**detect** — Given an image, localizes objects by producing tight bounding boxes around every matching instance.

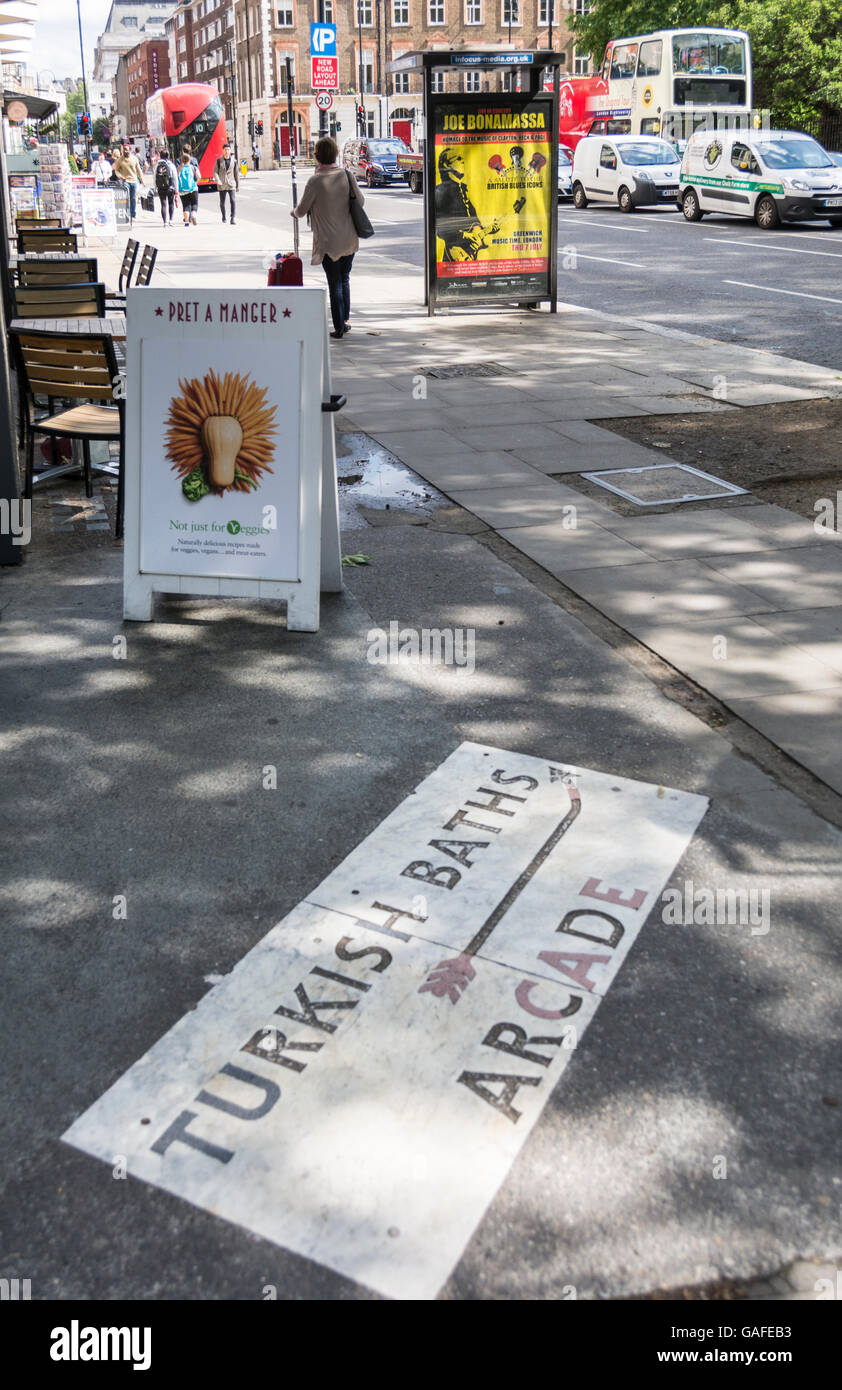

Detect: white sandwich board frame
[122,287,342,632]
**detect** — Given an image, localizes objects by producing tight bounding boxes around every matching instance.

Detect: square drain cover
[417,362,515,379]
[581,462,746,507]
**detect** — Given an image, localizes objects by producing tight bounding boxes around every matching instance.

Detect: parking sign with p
[310,21,338,89]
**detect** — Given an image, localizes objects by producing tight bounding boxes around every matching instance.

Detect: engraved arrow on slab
[418,768,581,1004]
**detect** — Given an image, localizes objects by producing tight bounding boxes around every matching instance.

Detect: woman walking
[178,151,198,226]
[292,136,364,340]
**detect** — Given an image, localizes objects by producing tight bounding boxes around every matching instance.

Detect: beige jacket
[214,154,239,191]
[113,152,144,185]
[293,164,364,264]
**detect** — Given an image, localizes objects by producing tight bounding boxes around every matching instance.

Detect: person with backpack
[178,151,198,226]
[155,149,178,226]
[213,142,239,224]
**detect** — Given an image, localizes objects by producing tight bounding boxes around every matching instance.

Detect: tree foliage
[571,0,842,125]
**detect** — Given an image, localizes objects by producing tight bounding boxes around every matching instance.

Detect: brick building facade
[124,38,172,139]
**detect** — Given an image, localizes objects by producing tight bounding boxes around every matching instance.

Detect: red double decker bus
[146,83,226,187]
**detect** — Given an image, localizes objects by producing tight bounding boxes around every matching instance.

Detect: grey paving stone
[367,428,477,460]
[632,395,735,415]
[745,607,842,675]
[594,508,811,559]
[436,401,576,430]
[547,436,685,468]
[616,614,842,698]
[545,420,638,446]
[410,453,548,492]
[555,558,775,624]
[509,447,594,475]
[447,423,583,451]
[705,547,842,611]
[725,689,842,795]
[445,481,600,530]
[498,518,653,572]
[720,383,831,406]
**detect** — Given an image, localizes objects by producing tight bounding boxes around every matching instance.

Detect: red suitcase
[267,253,303,286]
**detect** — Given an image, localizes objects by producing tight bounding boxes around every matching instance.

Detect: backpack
[155,160,174,195]
[178,163,195,194]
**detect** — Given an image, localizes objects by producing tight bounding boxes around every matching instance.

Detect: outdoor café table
[9,251,96,266]
[9,315,126,339]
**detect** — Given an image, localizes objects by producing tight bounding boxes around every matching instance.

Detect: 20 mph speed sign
[316,91,333,110]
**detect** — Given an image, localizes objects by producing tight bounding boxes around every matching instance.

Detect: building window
[277,5,294,23]
[538,0,556,21]
[428,0,445,21]
[502,0,520,24]
[574,0,592,11]
[356,0,373,24]
[319,0,334,18]
[394,71,410,92]
[393,0,409,22]
[430,70,445,92]
[179,61,188,78]
[572,50,590,75]
[362,58,374,92]
[464,71,480,91]
[465,0,481,21]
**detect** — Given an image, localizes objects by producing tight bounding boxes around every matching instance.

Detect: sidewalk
[3,201,840,1301]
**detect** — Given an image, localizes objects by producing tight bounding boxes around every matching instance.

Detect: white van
[572,135,681,213]
[679,129,842,228]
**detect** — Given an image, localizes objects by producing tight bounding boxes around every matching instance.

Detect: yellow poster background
[434,110,552,279]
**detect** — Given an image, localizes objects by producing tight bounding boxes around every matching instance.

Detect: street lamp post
[243,0,254,160]
[227,39,239,166]
[75,0,92,169]
[357,1,364,135]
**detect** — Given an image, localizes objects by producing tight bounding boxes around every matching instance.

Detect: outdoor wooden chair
[135,243,158,287]
[15,215,62,230]
[17,228,78,254]
[12,282,106,320]
[11,328,125,539]
[104,238,139,310]
[16,258,99,288]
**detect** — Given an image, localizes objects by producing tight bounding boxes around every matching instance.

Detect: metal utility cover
[581,463,747,507]
[417,362,516,379]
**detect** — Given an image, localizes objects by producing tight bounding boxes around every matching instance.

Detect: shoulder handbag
[346,170,374,239]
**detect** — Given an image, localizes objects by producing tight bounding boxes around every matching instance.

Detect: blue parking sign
[310,22,337,57]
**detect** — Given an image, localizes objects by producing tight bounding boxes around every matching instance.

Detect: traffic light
[248,117,254,136]
[256,120,263,135]
[80,113,91,138]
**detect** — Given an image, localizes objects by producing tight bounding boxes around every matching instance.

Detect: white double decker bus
[560,28,754,149]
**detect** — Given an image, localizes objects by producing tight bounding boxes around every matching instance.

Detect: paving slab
[446,482,602,530]
[409,453,548,492]
[498,519,653,573]
[367,429,479,461]
[617,614,842,699]
[446,423,588,452]
[594,508,817,559]
[554,558,776,625]
[725,689,842,795]
[704,547,842,611]
[745,607,842,676]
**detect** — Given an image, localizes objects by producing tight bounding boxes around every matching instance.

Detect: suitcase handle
[321,394,347,413]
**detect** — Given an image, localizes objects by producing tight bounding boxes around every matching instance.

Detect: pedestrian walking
[252,139,260,172]
[292,136,364,340]
[178,151,199,226]
[214,141,239,224]
[155,149,179,226]
[112,142,145,221]
[94,150,112,185]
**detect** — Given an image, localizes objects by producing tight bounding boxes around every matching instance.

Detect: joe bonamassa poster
[434,99,552,302]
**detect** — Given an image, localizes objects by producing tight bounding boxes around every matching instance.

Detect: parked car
[342,137,409,187]
[572,135,681,212]
[557,144,574,199]
[679,129,842,228]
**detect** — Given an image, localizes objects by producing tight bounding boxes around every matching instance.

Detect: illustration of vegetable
[165,369,277,500]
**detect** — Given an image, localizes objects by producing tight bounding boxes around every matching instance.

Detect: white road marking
[724,279,842,305]
[707,237,842,260]
[62,741,707,1301]
[571,252,648,269]
[557,215,652,234]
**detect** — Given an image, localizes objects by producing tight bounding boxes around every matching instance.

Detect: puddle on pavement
[336,432,449,526]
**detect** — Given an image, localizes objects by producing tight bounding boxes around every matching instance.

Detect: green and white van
[679,129,842,228]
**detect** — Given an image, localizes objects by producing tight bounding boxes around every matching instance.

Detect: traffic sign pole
[286,58,299,257]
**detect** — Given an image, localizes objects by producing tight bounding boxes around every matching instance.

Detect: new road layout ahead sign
[63,741,707,1300]
[310,21,338,89]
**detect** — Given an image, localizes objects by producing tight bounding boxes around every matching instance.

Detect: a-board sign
[64,742,707,1300]
[70,174,96,227]
[432,94,554,305]
[111,181,130,224]
[80,187,117,241]
[122,288,341,630]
